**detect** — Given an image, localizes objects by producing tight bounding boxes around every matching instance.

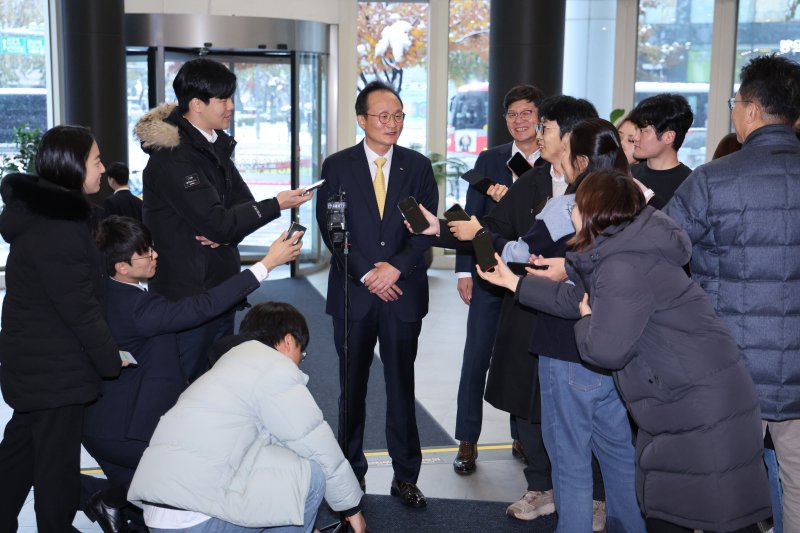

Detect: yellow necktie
[373,157,387,219]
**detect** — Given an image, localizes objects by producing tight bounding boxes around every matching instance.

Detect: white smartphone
[303,179,326,194]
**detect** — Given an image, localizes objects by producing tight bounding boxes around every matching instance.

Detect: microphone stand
[322,196,366,532]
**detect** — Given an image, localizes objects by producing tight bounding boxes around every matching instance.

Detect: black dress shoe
[453,441,478,475]
[85,490,125,533]
[511,439,528,465]
[390,477,427,508]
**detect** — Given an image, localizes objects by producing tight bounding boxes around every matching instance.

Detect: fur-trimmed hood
[134,103,181,152]
[0,173,90,243]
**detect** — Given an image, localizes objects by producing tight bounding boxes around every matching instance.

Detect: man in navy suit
[315,81,437,508]
[453,85,545,475]
[80,216,302,531]
[102,162,143,221]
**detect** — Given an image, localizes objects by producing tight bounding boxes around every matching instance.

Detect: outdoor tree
[357,3,428,93]
[447,0,490,87]
[636,0,692,82]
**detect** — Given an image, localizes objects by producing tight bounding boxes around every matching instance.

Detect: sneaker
[592,500,606,532]
[506,490,556,520]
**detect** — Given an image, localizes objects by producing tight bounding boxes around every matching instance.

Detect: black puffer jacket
[135,104,281,299]
[570,207,770,531]
[0,173,120,411]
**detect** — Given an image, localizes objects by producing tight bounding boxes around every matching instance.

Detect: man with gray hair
[665,54,800,531]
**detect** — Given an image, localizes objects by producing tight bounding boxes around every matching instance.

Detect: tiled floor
[3,257,529,531]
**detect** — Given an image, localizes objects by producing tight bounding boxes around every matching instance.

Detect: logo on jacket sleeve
[183,173,203,190]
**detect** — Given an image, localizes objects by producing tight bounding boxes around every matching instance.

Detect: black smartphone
[507,152,532,177]
[284,221,306,245]
[444,203,471,222]
[507,261,549,275]
[397,196,430,234]
[461,169,496,195]
[472,228,498,272]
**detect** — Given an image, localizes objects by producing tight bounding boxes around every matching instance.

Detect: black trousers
[0,404,84,533]
[333,302,423,484]
[80,435,148,509]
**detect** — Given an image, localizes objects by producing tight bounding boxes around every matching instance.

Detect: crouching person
[127,302,367,533]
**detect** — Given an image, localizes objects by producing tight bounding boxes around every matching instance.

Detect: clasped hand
[364,262,403,302]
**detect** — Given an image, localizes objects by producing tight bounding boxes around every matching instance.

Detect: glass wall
[735,0,800,86]
[445,0,490,208]
[356,1,429,152]
[0,0,49,268]
[635,0,714,169]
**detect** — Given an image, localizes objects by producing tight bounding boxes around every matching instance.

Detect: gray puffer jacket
[570,207,770,531]
[665,124,800,421]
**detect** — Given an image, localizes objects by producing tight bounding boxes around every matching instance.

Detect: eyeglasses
[728,98,752,110]
[504,109,536,121]
[366,112,406,124]
[131,247,155,261]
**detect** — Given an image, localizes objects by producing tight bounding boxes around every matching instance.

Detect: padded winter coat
[135,104,281,299]
[665,124,800,421]
[128,340,362,527]
[569,206,771,531]
[0,173,119,411]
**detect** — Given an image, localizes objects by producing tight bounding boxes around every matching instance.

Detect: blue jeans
[539,356,645,533]
[765,446,783,533]
[150,459,326,533]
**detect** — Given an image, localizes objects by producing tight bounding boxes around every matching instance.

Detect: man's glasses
[727,98,751,110]
[131,247,155,261]
[504,109,536,121]
[366,112,406,124]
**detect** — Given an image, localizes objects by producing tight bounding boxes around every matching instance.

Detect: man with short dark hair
[665,53,800,532]
[452,84,545,476]
[134,57,311,382]
[628,93,694,206]
[102,162,143,221]
[315,80,437,508]
[128,302,367,533]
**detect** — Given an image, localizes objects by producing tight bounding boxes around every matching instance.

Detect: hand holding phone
[284,222,306,245]
[397,196,430,234]
[461,169,496,195]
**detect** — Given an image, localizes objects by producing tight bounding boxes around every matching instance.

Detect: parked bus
[447,82,488,154]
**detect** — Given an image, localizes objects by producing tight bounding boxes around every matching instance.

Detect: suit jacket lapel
[350,142,381,222]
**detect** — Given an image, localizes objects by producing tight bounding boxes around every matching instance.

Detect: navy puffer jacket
[665,124,800,421]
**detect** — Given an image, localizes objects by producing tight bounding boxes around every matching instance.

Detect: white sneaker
[592,499,606,532]
[505,490,556,520]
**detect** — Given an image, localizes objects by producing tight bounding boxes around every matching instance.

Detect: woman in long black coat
[0,126,121,532]
[480,169,771,532]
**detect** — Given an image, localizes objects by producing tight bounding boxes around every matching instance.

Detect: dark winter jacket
[135,104,281,299]
[664,124,800,421]
[569,206,770,531]
[0,173,120,411]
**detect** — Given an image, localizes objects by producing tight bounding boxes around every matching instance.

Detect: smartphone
[444,203,471,222]
[460,169,496,195]
[507,152,532,177]
[507,261,549,275]
[397,196,430,234]
[284,221,306,245]
[472,228,498,272]
[303,179,326,194]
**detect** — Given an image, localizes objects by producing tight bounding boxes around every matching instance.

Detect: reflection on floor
[3,257,530,531]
